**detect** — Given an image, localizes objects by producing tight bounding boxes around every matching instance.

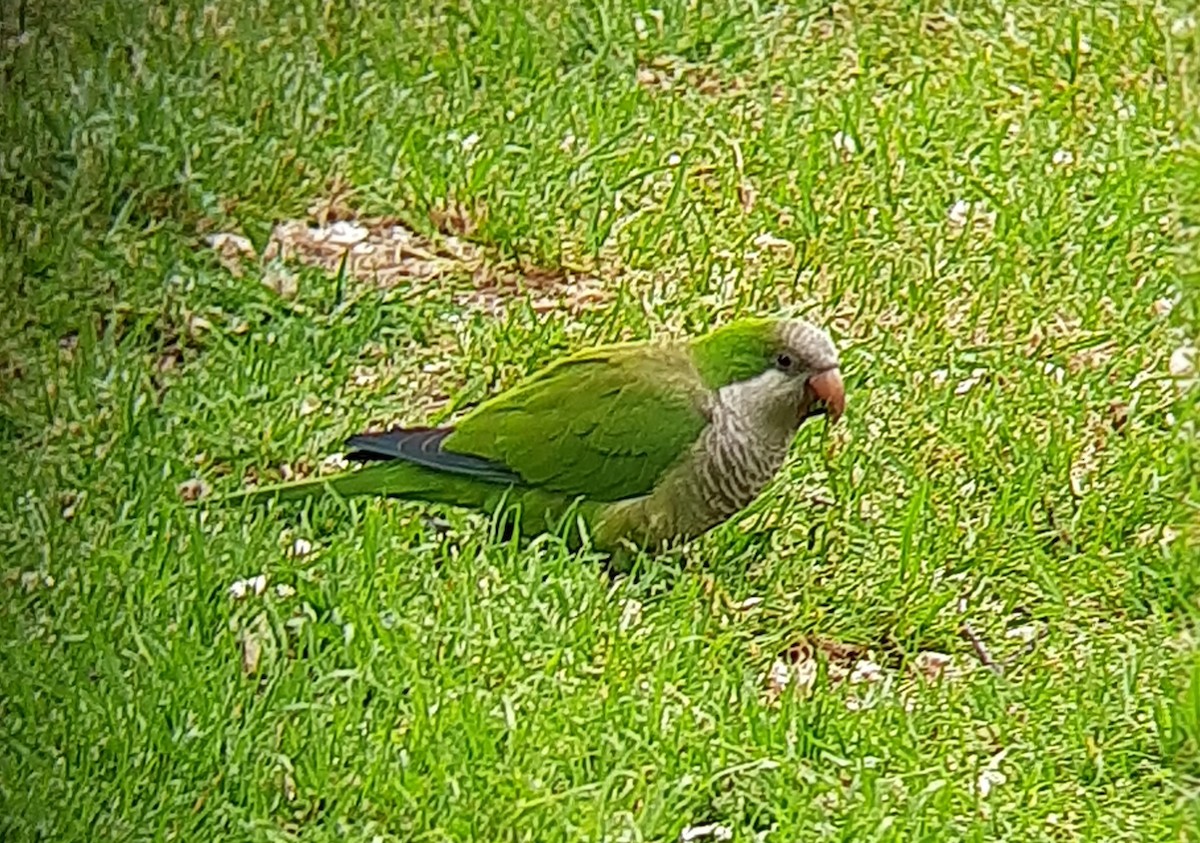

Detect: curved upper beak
[805,368,845,424]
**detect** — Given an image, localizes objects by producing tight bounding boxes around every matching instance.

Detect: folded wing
[444,345,712,502]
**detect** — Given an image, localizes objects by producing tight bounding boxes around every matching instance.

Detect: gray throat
[689,379,796,521]
[595,372,802,549]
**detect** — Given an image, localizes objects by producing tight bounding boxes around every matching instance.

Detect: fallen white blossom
[976,749,1009,798]
[229,574,269,600]
[680,824,733,842]
[832,131,857,156]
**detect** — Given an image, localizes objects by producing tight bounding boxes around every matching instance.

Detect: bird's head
[691,316,845,432]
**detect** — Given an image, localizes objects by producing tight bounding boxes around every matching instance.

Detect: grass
[2,0,1199,839]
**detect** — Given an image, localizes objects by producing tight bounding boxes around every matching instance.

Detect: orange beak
[805,368,845,424]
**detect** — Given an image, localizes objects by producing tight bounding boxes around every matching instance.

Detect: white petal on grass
[954,369,987,395]
[460,132,481,152]
[977,768,1006,797]
[618,598,644,632]
[667,152,682,166]
[1169,345,1196,379]
[766,654,818,697]
[299,395,322,416]
[832,131,857,156]
[290,538,313,558]
[948,199,972,227]
[1051,149,1074,166]
[274,584,296,599]
[947,200,996,233]
[752,232,793,254]
[1005,624,1038,643]
[680,824,733,842]
[976,749,1009,798]
[229,574,269,600]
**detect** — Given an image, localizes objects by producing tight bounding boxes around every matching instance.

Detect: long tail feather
[212,428,520,509]
[213,457,517,510]
[345,427,520,484]
[208,446,603,549]
[215,463,413,506]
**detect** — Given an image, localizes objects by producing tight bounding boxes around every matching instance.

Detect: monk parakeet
[225,316,845,551]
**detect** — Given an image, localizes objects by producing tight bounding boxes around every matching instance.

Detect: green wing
[444,344,711,502]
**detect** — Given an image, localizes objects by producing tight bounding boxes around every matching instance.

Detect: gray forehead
[780,319,840,369]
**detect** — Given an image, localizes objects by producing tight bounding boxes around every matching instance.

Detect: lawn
[2,0,1199,839]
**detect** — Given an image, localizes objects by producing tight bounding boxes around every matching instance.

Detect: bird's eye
[775,353,793,371]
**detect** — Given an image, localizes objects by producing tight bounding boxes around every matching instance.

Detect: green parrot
[224,316,845,552]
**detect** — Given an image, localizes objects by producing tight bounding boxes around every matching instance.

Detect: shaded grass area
[2,0,1199,839]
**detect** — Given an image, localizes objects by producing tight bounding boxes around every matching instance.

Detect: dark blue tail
[345,427,521,485]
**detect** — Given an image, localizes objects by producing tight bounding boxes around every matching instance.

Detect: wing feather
[444,344,710,502]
